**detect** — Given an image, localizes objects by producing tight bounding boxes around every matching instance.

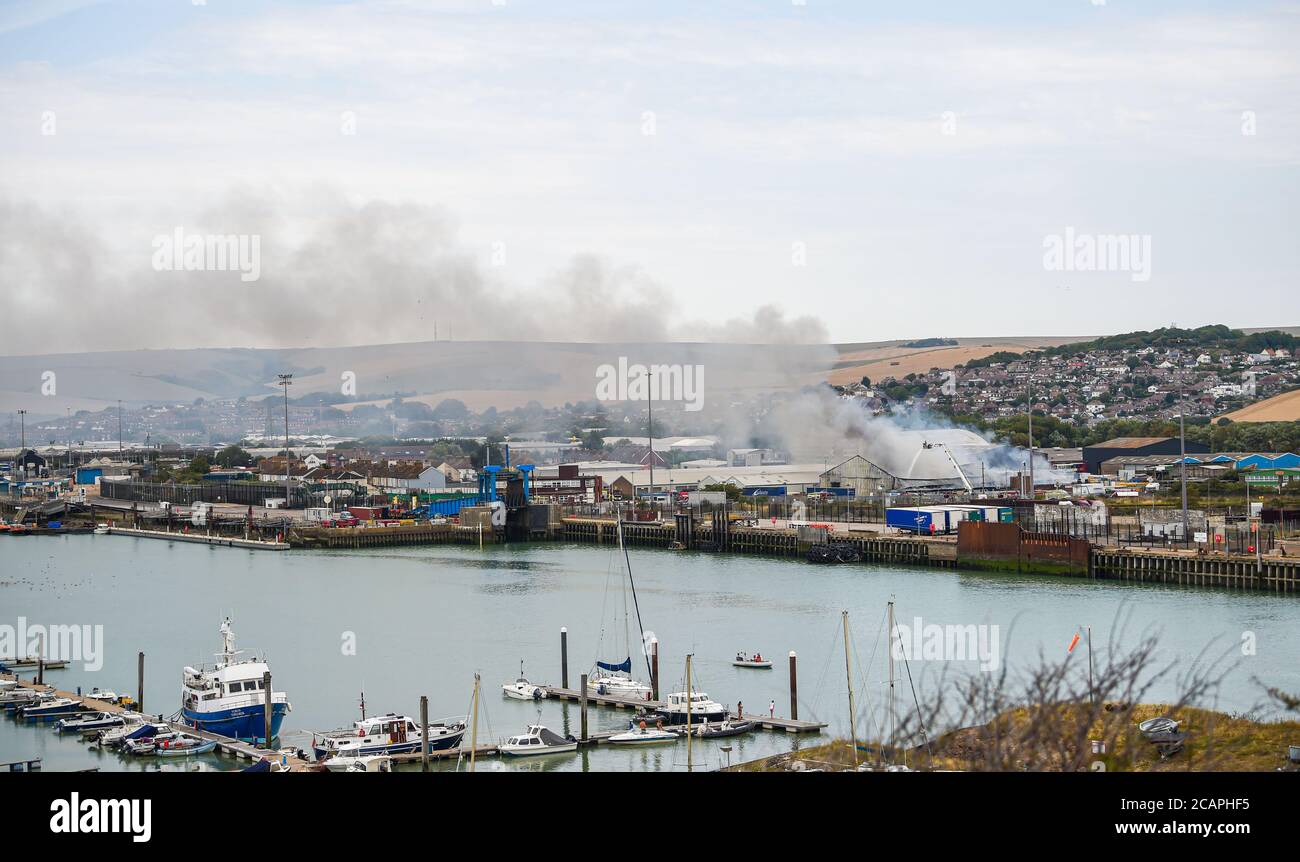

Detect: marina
[2,533,1297,772]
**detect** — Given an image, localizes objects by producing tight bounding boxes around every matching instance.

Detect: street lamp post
[278,374,293,512]
[17,409,27,480]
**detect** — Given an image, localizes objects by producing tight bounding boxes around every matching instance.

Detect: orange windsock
[1067,632,1081,653]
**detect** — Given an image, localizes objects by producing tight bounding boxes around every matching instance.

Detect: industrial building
[1080,436,1209,473]
[819,428,1006,494]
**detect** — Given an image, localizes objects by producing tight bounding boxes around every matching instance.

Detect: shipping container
[886,507,942,533]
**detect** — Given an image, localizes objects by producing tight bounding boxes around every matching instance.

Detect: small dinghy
[500,724,577,757]
[323,752,394,773]
[501,660,547,701]
[154,735,217,758]
[690,719,754,739]
[125,731,176,756]
[609,719,678,746]
[732,652,773,669]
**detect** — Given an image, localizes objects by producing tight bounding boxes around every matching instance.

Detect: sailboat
[589,517,654,700]
[845,601,929,772]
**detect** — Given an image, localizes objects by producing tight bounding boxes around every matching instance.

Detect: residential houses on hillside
[837,345,1298,425]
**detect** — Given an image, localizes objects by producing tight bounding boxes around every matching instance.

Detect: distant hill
[0,340,838,419]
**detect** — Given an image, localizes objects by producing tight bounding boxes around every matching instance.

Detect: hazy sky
[2,0,1297,353]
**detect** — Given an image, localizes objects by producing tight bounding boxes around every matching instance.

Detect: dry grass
[738,703,1300,772]
[1222,388,1300,422]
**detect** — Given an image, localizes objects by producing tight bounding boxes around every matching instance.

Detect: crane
[922,440,974,494]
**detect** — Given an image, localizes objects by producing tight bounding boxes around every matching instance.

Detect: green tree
[214,445,253,468]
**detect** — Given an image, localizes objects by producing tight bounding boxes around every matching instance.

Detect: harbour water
[2,534,1298,772]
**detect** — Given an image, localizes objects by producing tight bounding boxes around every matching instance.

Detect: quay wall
[228,518,1300,594]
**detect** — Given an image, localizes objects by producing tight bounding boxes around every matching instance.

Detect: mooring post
[262,671,272,749]
[560,627,569,689]
[137,651,145,712]
[650,637,660,701]
[788,650,798,721]
[579,673,589,743]
[420,695,430,773]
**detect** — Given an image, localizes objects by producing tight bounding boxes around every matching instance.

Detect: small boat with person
[690,718,754,739]
[499,724,577,757]
[732,652,772,669]
[609,719,678,746]
[501,660,547,700]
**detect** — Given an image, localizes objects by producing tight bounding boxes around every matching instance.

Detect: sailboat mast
[469,673,480,772]
[686,653,693,772]
[617,518,653,682]
[887,600,896,757]
[842,610,858,767]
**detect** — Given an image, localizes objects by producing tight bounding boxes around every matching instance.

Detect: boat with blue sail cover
[180,618,291,744]
[590,519,654,700]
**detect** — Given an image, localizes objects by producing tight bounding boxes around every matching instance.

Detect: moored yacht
[656,691,728,725]
[18,696,91,720]
[501,660,547,700]
[56,711,127,733]
[180,618,291,744]
[314,712,467,761]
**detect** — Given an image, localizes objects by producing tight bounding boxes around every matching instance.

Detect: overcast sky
[1,0,1297,353]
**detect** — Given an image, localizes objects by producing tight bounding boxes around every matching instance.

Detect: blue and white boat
[18,696,91,721]
[180,618,291,744]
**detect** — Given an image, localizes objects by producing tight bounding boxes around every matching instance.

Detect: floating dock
[1,675,312,771]
[541,685,827,734]
[106,527,289,551]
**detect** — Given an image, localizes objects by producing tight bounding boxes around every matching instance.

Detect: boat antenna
[617,518,653,682]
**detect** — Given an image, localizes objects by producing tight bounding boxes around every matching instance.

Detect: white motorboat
[501,660,547,700]
[325,753,394,773]
[499,725,577,757]
[56,711,126,734]
[732,652,773,669]
[97,716,153,748]
[609,720,678,745]
[657,691,728,725]
[93,523,110,535]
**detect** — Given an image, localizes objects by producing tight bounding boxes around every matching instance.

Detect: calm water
[2,534,1297,772]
